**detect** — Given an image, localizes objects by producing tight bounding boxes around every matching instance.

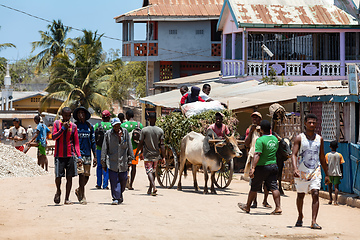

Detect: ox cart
[155,139,244,190]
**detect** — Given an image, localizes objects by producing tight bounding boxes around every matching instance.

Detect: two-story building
[217,0,360,82]
[115,0,223,93]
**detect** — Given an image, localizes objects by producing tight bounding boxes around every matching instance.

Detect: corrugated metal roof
[154,71,220,87]
[230,0,359,26]
[115,0,223,20]
[140,80,324,112]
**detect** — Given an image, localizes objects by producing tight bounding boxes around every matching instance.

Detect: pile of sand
[0,143,47,178]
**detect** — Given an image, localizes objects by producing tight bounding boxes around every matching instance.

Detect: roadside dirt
[1,147,359,239]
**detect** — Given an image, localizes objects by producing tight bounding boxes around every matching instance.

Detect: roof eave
[116,16,220,23]
[237,23,360,29]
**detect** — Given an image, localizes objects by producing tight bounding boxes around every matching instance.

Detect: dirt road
[1,148,359,239]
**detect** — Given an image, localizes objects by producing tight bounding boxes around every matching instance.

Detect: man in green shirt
[238,120,282,214]
[121,109,144,190]
[94,110,113,189]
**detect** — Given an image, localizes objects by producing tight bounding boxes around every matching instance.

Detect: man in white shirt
[8,118,26,151]
[199,84,212,102]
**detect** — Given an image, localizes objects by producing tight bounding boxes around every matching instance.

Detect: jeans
[109,169,128,201]
[96,149,109,188]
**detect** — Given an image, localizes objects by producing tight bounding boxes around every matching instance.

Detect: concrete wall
[157,21,218,62]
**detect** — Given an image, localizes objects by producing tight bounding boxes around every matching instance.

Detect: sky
[0,0,146,62]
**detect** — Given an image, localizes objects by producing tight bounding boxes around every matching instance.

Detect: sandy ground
[1,147,360,240]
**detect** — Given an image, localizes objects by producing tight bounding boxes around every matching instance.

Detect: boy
[326,140,345,205]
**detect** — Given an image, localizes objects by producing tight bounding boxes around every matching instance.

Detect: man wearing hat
[94,110,112,189]
[244,111,271,209]
[101,118,134,205]
[8,118,26,151]
[207,112,230,138]
[73,106,96,204]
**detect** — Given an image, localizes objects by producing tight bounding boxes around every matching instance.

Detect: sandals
[250,202,257,208]
[262,202,272,208]
[151,189,158,196]
[295,220,303,227]
[237,203,250,213]
[311,223,322,230]
[54,191,61,204]
[64,200,73,205]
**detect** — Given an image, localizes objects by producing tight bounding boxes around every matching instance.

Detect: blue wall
[321,142,356,194]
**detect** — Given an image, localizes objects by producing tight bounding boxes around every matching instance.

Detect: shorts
[144,160,158,174]
[55,157,77,178]
[295,177,321,193]
[15,145,24,152]
[131,148,139,165]
[37,142,46,156]
[329,176,341,185]
[77,156,91,176]
[250,164,279,192]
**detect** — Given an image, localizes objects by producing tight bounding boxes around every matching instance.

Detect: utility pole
[146,7,150,96]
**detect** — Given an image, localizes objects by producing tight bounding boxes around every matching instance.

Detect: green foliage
[262,67,293,86]
[156,109,239,153]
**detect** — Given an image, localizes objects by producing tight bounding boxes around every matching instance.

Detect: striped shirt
[53,120,81,158]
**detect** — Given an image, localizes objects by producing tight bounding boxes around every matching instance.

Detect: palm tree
[0,27,16,72]
[30,19,70,74]
[40,30,113,115]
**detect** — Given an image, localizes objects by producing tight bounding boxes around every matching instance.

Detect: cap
[102,110,111,118]
[111,118,121,126]
[12,118,20,122]
[251,111,262,119]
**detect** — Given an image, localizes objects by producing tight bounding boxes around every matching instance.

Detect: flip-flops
[295,220,303,227]
[270,210,282,215]
[263,203,272,208]
[237,203,250,213]
[151,189,158,196]
[54,191,61,204]
[250,202,257,208]
[64,200,73,205]
[311,223,322,230]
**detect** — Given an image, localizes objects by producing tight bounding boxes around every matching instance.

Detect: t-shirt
[121,121,144,149]
[254,135,279,166]
[140,126,164,160]
[27,128,33,141]
[52,120,81,158]
[77,122,96,157]
[94,122,113,150]
[207,123,230,138]
[199,91,210,101]
[326,152,345,177]
[9,126,26,147]
[36,123,50,146]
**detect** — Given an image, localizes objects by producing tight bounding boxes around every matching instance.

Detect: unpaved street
[1,148,359,240]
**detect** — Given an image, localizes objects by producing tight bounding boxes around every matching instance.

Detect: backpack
[131,122,142,144]
[95,122,106,147]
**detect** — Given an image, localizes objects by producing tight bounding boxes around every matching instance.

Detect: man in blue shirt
[73,106,97,204]
[26,115,50,171]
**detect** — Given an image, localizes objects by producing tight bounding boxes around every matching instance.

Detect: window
[31,97,40,102]
[211,20,221,41]
[196,30,204,35]
[346,32,360,60]
[169,30,177,35]
[235,33,242,60]
[225,34,232,59]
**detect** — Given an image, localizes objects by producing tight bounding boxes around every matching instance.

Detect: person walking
[73,107,97,205]
[118,113,125,123]
[101,118,134,205]
[26,116,50,171]
[238,120,282,215]
[8,118,26,151]
[291,113,329,229]
[135,112,165,196]
[52,107,81,205]
[326,140,344,206]
[94,110,112,189]
[27,125,34,141]
[121,109,144,190]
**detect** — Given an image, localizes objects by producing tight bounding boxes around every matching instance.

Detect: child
[326,140,345,205]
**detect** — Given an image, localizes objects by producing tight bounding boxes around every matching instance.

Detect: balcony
[122,41,159,57]
[223,60,360,79]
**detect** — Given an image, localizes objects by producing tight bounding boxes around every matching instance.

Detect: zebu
[177,131,242,194]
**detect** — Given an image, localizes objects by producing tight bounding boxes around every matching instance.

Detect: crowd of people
[2,85,346,229]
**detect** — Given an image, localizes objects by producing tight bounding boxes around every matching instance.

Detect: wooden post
[232,33,236,60]
[340,32,346,76]
[141,103,146,126]
[350,102,356,143]
[156,106,161,119]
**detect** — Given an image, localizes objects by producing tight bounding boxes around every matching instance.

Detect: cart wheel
[156,146,178,189]
[214,159,234,189]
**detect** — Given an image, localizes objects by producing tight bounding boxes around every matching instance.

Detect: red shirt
[207,123,230,138]
[180,93,205,105]
[53,120,81,158]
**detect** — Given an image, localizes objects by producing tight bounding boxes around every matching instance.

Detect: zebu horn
[273,132,282,141]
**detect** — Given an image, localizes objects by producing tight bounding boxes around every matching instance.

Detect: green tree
[41,30,112,115]
[30,19,70,74]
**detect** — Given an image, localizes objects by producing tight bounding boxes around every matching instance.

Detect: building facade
[115,0,223,93]
[217,0,360,81]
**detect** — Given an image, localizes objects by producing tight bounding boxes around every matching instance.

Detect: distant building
[217,0,360,82]
[115,0,223,93]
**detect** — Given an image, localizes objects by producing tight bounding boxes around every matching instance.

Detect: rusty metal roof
[228,0,359,26]
[115,0,223,21]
